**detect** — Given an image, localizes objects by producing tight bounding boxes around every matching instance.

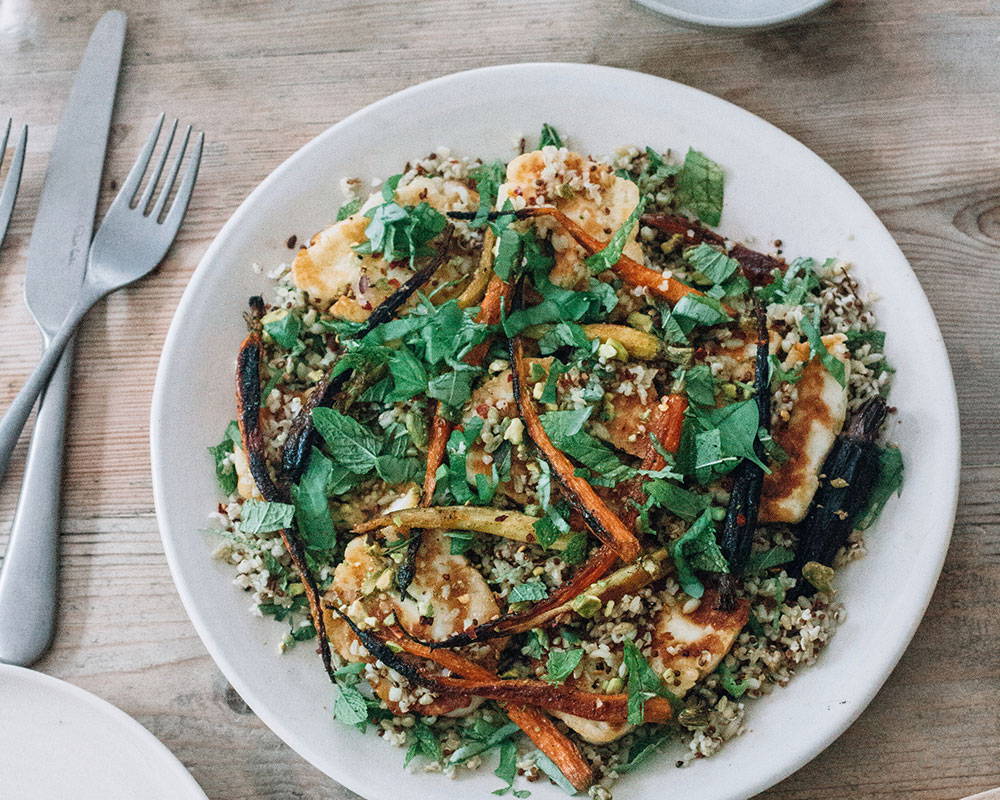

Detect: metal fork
[0,115,203,477]
[0,119,28,249]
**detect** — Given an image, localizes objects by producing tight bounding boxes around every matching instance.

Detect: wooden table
[1,1,997,798]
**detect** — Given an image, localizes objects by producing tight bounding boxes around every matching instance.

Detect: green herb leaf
[333,683,369,728]
[584,198,646,275]
[387,346,429,402]
[675,148,724,227]
[684,364,716,406]
[800,314,847,387]
[493,739,518,795]
[756,256,819,305]
[745,546,795,574]
[263,311,302,349]
[846,328,887,350]
[427,367,479,410]
[544,648,583,684]
[405,721,443,766]
[623,640,676,725]
[618,726,672,773]
[643,479,711,523]
[768,354,803,386]
[684,243,738,285]
[856,445,904,530]
[449,721,520,764]
[672,292,730,328]
[534,751,576,795]
[290,447,337,551]
[446,530,477,555]
[468,160,508,230]
[312,407,381,474]
[509,580,549,604]
[539,123,564,149]
[670,509,728,598]
[562,532,589,565]
[208,420,241,495]
[353,197,447,266]
[715,661,750,699]
[240,499,295,534]
[336,197,362,221]
[538,407,591,439]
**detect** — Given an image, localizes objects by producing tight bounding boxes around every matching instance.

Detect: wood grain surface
[1,1,998,798]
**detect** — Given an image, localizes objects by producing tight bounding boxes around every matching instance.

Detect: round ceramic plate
[634,0,831,29]
[0,665,207,800]
[151,63,960,800]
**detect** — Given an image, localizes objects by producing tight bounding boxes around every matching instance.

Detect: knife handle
[0,342,73,666]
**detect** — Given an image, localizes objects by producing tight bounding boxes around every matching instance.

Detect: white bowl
[634,0,831,29]
[151,63,960,800]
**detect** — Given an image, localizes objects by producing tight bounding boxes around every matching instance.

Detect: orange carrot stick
[388,631,593,792]
[510,335,641,562]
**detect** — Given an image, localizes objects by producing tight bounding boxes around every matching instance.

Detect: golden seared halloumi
[291,176,478,313]
[760,333,851,523]
[498,149,643,289]
[552,588,748,744]
[324,529,503,717]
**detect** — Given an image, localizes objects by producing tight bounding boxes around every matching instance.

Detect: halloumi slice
[759,333,851,523]
[498,148,643,289]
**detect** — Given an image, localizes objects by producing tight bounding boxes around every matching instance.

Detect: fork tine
[161,130,203,232]
[137,117,177,214]
[151,124,191,221]
[0,122,28,250]
[112,112,164,209]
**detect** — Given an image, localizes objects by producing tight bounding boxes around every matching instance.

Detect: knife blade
[24,9,126,331]
[0,10,125,667]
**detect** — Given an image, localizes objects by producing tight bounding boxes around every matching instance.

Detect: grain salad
[207,123,904,798]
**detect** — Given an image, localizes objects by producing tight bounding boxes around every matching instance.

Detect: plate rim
[150,62,960,800]
[633,0,832,28]
[0,664,208,799]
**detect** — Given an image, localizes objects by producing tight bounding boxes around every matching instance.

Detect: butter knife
[0,10,126,666]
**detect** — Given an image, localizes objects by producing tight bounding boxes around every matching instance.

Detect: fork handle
[0,295,92,481]
[0,342,72,665]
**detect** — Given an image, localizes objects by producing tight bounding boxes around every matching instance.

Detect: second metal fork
[0,115,203,479]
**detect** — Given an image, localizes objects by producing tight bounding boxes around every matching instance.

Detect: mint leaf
[336,197,361,221]
[405,721,442,766]
[427,368,478,410]
[544,648,583,684]
[469,160,508,230]
[584,197,646,275]
[534,751,576,795]
[539,123,563,148]
[509,580,549,604]
[240,499,295,534]
[208,420,241,495]
[643,479,711,523]
[387,346,428,402]
[800,314,847,387]
[715,661,750,699]
[618,726,672,772]
[493,739,518,795]
[684,364,716,406]
[670,508,728,598]
[449,721,520,765]
[312,407,381,474]
[538,407,591,439]
[353,198,447,267]
[333,683,369,727]
[446,531,477,555]
[756,256,819,304]
[672,292,730,328]
[684,243,738,285]
[623,640,676,725]
[768,354,803,386]
[263,311,301,349]
[562,531,589,565]
[290,447,336,551]
[745,546,795,574]
[856,445,904,530]
[675,148,724,227]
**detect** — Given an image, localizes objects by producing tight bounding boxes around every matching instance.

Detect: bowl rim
[633,0,832,29]
[150,62,960,800]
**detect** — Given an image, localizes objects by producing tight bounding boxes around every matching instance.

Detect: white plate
[634,0,831,28]
[151,64,960,800]
[0,665,207,800]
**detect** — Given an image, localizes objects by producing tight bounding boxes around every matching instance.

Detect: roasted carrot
[509,334,641,562]
[388,631,593,792]
[331,606,671,726]
[236,302,335,682]
[280,228,454,482]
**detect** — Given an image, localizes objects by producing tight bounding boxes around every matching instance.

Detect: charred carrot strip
[420,413,452,506]
[332,607,670,726]
[236,301,335,682]
[280,228,454,482]
[517,206,721,310]
[388,631,593,792]
[510,335,641,562]
[659,393,688,454]
[619,394,687,528]
[639,211,725,248]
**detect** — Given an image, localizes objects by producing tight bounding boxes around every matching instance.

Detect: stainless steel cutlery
[0,9,203,666]
[0,119,27,249]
